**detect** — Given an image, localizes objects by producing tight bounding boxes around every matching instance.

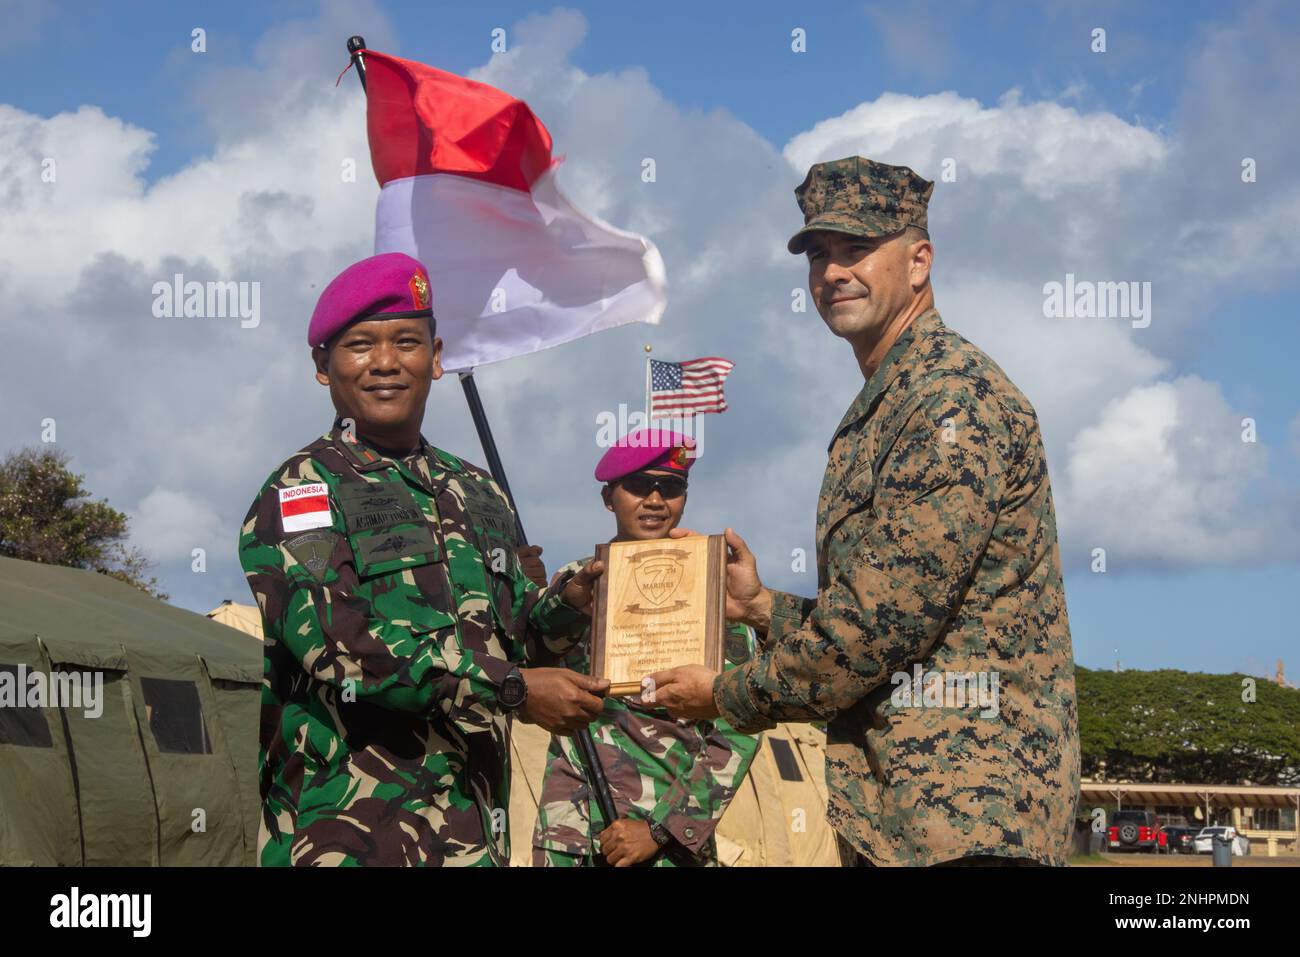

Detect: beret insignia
[409,271,430,309]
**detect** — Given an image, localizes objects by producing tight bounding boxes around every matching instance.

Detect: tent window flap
[139,677,212,755]
[0,664,54,748]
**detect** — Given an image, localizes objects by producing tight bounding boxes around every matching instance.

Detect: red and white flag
[360,50,666,373]
[649,357,734,419]
[279,483,331,533]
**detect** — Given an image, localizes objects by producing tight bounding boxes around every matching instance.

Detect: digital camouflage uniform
[533,558,760,867]
[239,421,587,866]
[715,306,1081,866]
[716,157,1081,866]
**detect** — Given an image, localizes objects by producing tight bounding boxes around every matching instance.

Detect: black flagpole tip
[347,36,367,54]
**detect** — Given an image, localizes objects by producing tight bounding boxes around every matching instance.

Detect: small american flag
[649,357,735,419]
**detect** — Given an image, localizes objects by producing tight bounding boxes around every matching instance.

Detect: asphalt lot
[1073,852,1300,867]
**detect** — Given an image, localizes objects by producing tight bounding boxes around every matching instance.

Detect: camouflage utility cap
[787,156,935,254]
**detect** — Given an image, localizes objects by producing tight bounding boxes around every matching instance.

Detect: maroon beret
[308,252,433,347]
[595,429,697,482]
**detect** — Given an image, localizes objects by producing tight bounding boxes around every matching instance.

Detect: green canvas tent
[0,555,261,866]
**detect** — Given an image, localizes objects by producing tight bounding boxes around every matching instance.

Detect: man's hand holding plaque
[518,668,610,734]
[515,558,609,735]
[559,557,605,616]
[642,527,771,720]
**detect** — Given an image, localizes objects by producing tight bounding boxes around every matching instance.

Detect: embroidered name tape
[279,483,332,533]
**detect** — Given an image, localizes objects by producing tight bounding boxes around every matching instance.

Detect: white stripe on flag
[659,385,723,396]
[375,168,666,373]
[652,396,726,408]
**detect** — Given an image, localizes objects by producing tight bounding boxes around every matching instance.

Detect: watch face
[502,673,526,708]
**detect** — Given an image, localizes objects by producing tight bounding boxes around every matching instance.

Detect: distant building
[1081,779,1300,855]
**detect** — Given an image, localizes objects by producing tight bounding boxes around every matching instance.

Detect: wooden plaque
[591,534,727,696]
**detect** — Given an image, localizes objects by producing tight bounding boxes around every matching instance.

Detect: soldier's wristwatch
[648,820,673,848]
[499,667,528,711]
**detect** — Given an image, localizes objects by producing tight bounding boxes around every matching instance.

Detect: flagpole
[346,35,623,853]
[458,373,528,543]
[643,344,652,425]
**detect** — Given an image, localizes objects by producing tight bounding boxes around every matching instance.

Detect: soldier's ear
[601,484,614,511]
[312,345,330,386]
[909,235,934,290]
[430,337,444,381]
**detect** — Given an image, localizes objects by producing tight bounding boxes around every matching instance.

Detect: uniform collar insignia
[329,419,429,473]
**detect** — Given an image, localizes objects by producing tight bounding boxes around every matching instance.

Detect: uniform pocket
[337,481,444,579]
[351,552,460,640]
[823,460,878,557]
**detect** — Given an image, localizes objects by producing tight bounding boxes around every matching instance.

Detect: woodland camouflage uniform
[533,557,760,867]
[240,421,586,866]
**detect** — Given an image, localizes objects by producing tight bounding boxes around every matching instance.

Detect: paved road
[1074,853,1300,867]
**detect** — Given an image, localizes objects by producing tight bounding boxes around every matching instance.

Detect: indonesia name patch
[279,483,331,533]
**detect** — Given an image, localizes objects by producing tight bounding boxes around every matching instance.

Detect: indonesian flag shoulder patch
[279,483,332,533]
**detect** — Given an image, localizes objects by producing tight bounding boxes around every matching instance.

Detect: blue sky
[2,0,1297,678]
[9,3,1250,176]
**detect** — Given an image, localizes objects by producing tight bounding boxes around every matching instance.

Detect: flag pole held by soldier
[343,34,625,858]
[239,252,610,865]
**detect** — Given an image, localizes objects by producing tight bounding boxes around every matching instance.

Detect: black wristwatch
[499,667,529,711]
[648,820,673,848]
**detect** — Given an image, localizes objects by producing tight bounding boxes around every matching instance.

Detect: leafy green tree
[0,446,168,600]
[1078,666,1300,786]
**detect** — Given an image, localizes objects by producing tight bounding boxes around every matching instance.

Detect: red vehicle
[1107,810,1163,853]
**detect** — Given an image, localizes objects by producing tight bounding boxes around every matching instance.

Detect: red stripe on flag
[362,50,556,192]
[280,495,328,517]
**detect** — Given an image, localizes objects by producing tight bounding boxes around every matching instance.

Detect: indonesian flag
[278,483,331,533]
[360,50,666,373]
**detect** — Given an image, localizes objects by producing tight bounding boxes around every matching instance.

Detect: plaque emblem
[631,548,687,607]
[590,535,728,696]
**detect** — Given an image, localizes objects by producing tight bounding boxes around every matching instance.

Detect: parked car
[1193,826,1250,855]
[1108,809,1162,852]
[1161,825,1199,854]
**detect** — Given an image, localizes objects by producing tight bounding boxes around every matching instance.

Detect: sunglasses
[617,472,688,500]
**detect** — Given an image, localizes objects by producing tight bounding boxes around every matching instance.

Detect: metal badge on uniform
[409,271,430,309]
[279,483,332,533]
